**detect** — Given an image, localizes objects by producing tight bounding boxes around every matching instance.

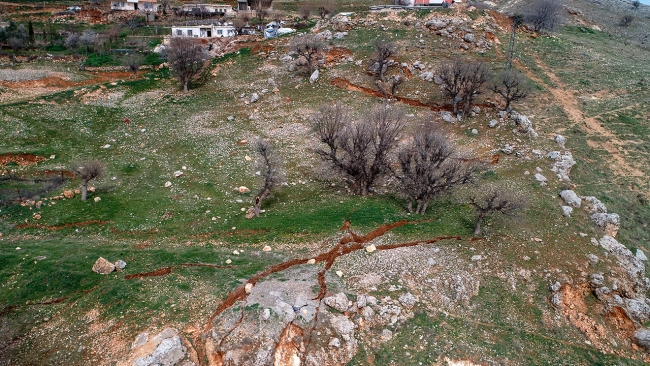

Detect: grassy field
[2,4,650,365]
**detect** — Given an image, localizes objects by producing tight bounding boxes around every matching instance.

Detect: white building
[111,0,159,12]
[171,24,236,38]
[179,4,236,16]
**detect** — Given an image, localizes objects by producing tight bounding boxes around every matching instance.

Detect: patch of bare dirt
[325,47,354,66]
[0,153,46,166]
[557,283,608,350]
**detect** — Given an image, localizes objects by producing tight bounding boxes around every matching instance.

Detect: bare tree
[159,0,171,14]
[490,70,529,111]
[468,183,527,235]
[79,30,97,54]
[317,0,335,19]
[251,0,273,23]
[525,0,563,33]
[398,125,475,215]
[632,0,641,9]
[8,36,24,55]
[299,4,311,21]
[64,32,80,51]
[125,16,142,35]
[123,52,144,75]
[438,61,490,117]
[619,15,634,27]
[167,37,208,93]
[72,161,105,201]
[289,34,326,74]
[370,40,397,82]
[313,103,405,196]
[250,139,284,217]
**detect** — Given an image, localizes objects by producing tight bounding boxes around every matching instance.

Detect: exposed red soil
[124,263,233,279]
[15,220,109,230]
[0,296,68,317]
[486,10,513,32]
[325,47,354,65]
[557,283,608,350]
[605,306,636,338]
[0,153,46,166]
[330,77,450,111]
[0,71,135,90]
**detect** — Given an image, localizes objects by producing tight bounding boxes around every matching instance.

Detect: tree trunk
[474,215,484,235]
[253,188,270,216]
[407,201,413,213]
[421,200,429,215]
[82,180,88,201]
[183,80,189,93]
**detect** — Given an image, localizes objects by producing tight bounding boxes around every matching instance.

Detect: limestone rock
[92,257,115,274]
[173,170,184,178]
[560,190,581,208]
[134,335,186,366]
[309,69,319,84]
[93,197,101,202]
[328,337,341,348]
[245,283,253,294]
[425,18,448,30]
[591,213,620,236]
[250,93,259,103]
[583,196,608,214]
[365,244,376,253]
[534,173,547,186]
[63,190,74,199]
[398,293,417,308]
[488,119,499,128]
[330,314,355,337]
[324,292,350,312]
[561,206,573,217]
[115,260,127,270]
[463,33,476,43]
[635,328,650,350]
[554,134,567,147]
[549,151,576,181]
[238,186,250,194]
[262,245,272,252]
[164,181,172,188]
[638,249,648,261]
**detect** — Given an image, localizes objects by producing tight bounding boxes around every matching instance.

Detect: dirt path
[514,57,644,178]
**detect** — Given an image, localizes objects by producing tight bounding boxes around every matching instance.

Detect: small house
[111,0,159,12]
[171,24,236,38]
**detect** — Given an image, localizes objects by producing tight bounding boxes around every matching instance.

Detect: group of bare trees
[166,37,209,93]
[288,34,326,74]
[309,102,525,233]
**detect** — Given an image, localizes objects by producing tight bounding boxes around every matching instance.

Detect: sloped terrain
[1,2,650,365]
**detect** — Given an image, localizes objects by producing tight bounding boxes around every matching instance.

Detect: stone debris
[250,93,259,103]
[637,249,648,261]
[309,69,319,84]
[92,257,115,274]
[324,292,350,312]
[164,181,172,188]
[560,190,581,208]
[173,171,184,178]
[561,206,573,217]
[262,245,272,252]
[245,283,254,294]
[591,213,620,236]
[548,151,576,181]
[115,260,127,270]
[365,244,376,253]
[237,186,250,194]
[534,173,547,186]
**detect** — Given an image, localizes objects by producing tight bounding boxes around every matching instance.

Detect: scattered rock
[463,33,476,43]
[250,93,259,103]
[115,260,127,270]
[583,196,607,214]
[365,244,376,253]
[534,173,547,186]
[549,151,576,181]
[554,134,567,147]
[471,128,479,135]
[380,329,393,341]
[637,249,648,261]
[561,206,573,217]
[63,190,74,199]
[398,293,417,308]
[307,258,316,264]
[324,292,350,312]
[441,112,456,123]
[245,283,253,294]
[330,315,355,337]
[173,171,184,178]
[591,213,620,236]
[419,71,434,82]
[560,190,581,208]
[425,18,449,30]
[309,69,319,84]
[164,181,172,188]
[92,257,115,274]
[501,144,514,154]
[262,245,272,252]
[488,119,499,128]
[238,186,250,194]
[134,335,186,366]
[587,254,599,263]
[93,197,101,202]
[328,337,341,348]
[131,332,148,349]
[635,328,650,350]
